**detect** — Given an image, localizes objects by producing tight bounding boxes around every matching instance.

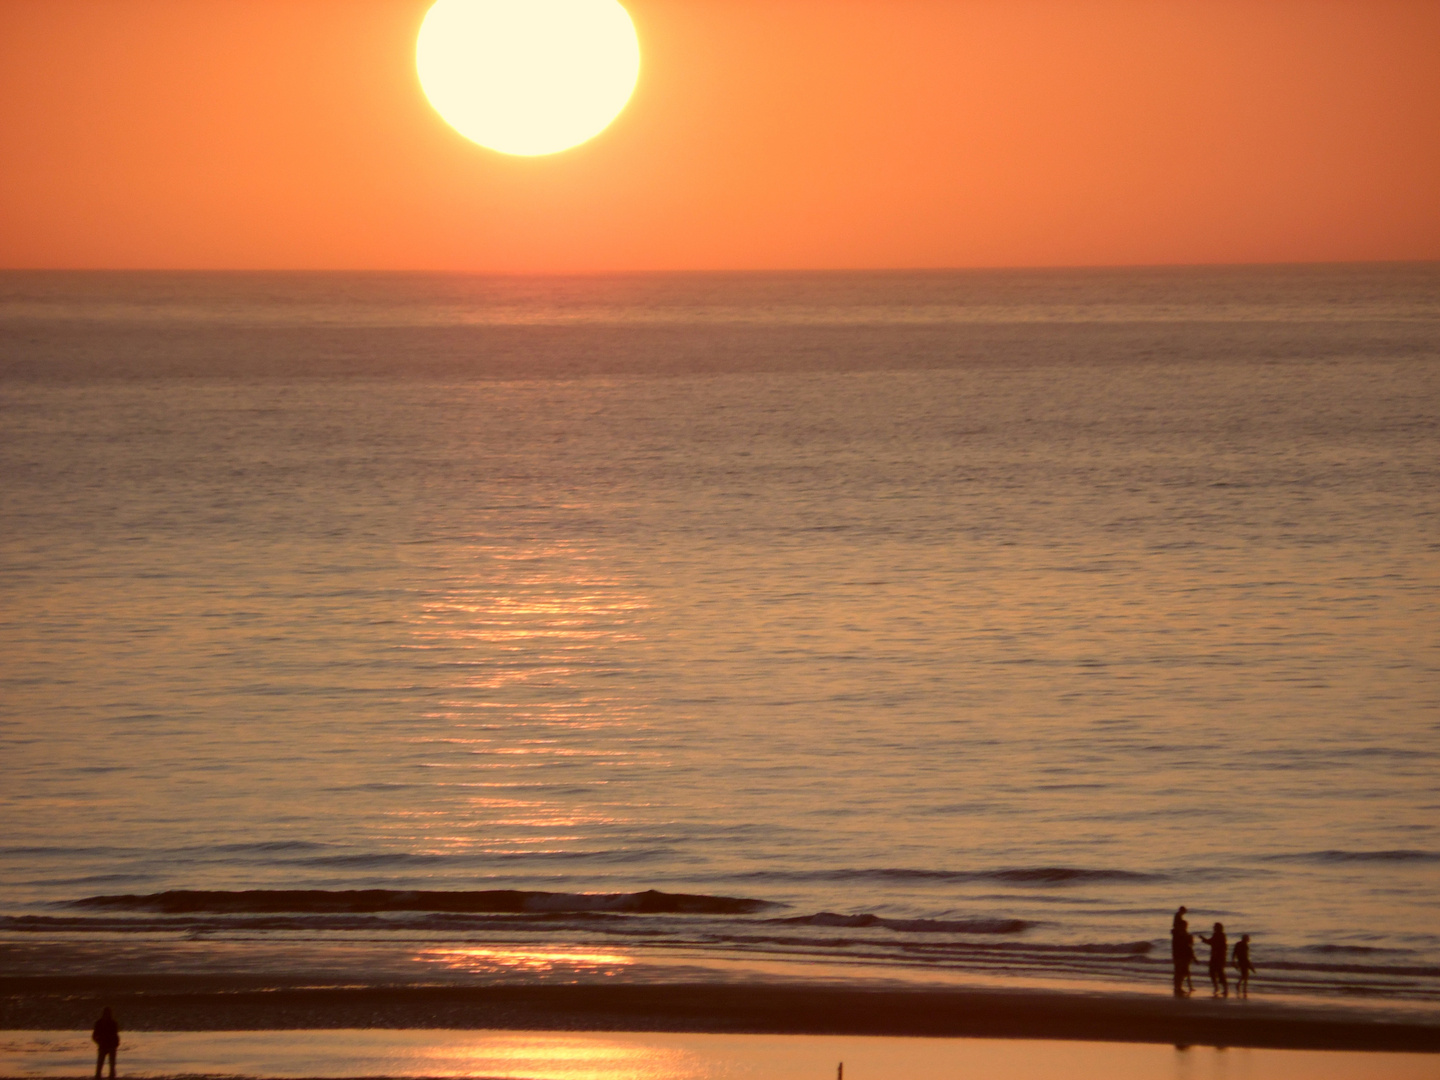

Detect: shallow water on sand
[2,1030,1438,1080]
[2,266,1438,1002]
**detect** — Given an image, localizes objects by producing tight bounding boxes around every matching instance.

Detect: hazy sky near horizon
[2,0,1438,273]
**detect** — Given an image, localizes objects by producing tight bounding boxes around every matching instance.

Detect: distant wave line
[68,888,773,916]
[730,867,1165,885]
[1258,849,1440,864]
[769,912,1032,934]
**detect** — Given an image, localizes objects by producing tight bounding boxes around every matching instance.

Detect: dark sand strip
[3,977,1437,1053]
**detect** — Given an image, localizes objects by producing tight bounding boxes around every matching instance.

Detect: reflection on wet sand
[423,1033,695,1080]
[3,1030,1436,1080]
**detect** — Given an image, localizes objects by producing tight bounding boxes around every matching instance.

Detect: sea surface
[2,265,1438,1005]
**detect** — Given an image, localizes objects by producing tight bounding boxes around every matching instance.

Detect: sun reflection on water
[418,945,635,978]
[388,537,659,861]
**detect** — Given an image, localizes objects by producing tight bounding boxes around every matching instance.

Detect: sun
[416,0,640,157]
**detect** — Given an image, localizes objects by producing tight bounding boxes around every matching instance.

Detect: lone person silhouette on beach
[1169,906,1190,995]
[1233,933,1257,995]
[1198,922,1229,996]
[92,1007,119,1079]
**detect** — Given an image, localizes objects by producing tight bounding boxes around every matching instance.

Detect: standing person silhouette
[1182,933,1200,993]
[1169,906,1190,995]
[92,1007,119,1079]
[1233,933,1256,995]
[1198,922,1229,996]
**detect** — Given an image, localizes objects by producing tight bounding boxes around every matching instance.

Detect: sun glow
[416,0,641,157]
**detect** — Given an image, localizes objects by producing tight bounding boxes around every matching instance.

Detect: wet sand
[3,976,1437,1054]
[4,1029,1440,1080]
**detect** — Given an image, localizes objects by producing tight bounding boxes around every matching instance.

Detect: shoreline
[4,978,1437,1054]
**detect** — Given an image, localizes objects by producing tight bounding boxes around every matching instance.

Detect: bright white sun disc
[417,0,640,156]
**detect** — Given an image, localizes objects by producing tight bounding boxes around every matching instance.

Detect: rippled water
[1,266,1437,1003]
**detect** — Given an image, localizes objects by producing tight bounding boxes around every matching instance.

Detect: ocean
[2,264,1437,1007]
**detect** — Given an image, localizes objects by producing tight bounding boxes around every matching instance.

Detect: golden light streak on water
[381,537,660,858]
[417,945,634,977]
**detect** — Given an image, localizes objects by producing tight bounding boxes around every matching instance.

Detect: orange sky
[2,0,1437,272]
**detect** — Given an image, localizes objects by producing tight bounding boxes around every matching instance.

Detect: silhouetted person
[92,1007,119,1079]
[1169,906,1190,995]
[1233,933,1256,995]
[1182,933,1200,993]
[1172,932,1200,995]
[1198,922,1228,996]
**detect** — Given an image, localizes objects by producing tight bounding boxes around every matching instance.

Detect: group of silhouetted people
[1170,905,1256,997]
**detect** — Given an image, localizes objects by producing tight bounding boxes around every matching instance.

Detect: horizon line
[2,257,1438,279]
